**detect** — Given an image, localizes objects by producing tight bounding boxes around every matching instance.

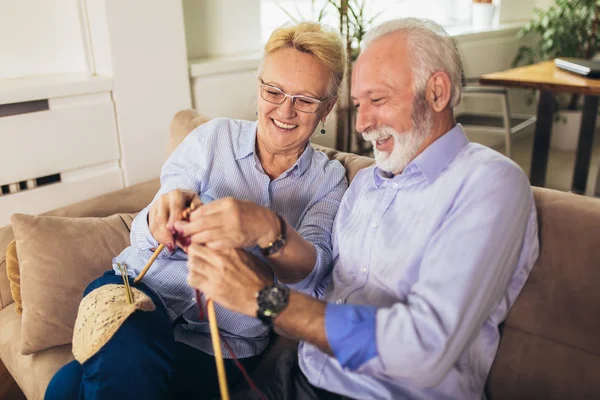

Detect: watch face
[266,286,287,306]
[257,284,290,321]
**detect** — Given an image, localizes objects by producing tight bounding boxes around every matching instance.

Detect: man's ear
[427,72,452,112]
[322,97,338,121]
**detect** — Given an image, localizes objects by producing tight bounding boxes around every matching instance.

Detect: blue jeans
[45,271,261,400]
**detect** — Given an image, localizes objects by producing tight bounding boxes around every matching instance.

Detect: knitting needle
[117,263,133,304]
[122,263,134,304]
[207,298,230,400]
[131,202,230,397]
[133,243,164,284]
[133,202,197,284]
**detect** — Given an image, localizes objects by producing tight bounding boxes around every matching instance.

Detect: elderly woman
[45,22,348,400]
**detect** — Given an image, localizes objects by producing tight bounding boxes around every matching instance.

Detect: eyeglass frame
[258,78,329,114]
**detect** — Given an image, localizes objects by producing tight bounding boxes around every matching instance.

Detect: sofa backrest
[171,113,600,399]
[487,187,600,399]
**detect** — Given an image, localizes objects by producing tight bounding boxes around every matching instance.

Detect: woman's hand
[187,245,272,316]
[174,197,281,250]
[148,189,203,250]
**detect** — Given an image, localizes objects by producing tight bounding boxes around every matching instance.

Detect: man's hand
[186,244,272,316]
[149,189,203,250]
[174,197,280,250]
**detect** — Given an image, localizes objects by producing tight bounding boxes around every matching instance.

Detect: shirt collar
[234,120,258,160]
[234,120,314,177]
[373,124,469,187]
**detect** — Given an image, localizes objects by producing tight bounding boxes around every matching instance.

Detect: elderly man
[185,18,539,400]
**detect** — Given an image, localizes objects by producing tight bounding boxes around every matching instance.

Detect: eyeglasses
[259,79,326,114]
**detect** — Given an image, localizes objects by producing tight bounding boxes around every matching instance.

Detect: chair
[456,82,537,158]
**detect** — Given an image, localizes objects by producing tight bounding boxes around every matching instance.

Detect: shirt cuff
[284,244,324,296]
[325,303,378,371]
[130,207,174,258]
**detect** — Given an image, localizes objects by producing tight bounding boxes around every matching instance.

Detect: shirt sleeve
[325,303,378,369]
[285,168,348,298]
[129,126,207,259]
[325,162,538,387]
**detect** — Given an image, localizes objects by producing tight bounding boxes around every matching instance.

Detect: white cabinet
[0,74,123,225]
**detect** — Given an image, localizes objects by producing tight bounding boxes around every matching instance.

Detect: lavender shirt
[299,124,539,400]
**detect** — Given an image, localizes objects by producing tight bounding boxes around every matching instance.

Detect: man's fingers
[188,244,224,267]
[187,268,208,289]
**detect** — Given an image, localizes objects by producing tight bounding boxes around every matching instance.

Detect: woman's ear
[322,97,338,120]
[427,72,452,112]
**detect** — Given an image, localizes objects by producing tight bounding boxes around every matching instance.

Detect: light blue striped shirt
[113,118,348,358]
[299,125,539,399]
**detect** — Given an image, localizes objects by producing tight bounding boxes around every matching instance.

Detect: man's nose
[355,105,373,133]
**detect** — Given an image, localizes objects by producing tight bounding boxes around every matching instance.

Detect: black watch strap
[259,214,287,256]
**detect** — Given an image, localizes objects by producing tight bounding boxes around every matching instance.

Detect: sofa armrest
[0,179,161,310]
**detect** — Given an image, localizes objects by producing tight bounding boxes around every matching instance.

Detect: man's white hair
[363,18,464,108]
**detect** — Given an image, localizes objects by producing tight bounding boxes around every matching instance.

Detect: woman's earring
[256,111,258,116]
[320,121,326,135]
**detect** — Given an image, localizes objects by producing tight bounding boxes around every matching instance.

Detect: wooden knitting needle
[134,203,197,284]
[133,244,164,284]
[207,298,230,400]
[132,201,230,398]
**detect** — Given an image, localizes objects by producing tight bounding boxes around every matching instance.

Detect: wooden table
[480,61,600,194]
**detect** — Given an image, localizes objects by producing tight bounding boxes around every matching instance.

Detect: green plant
[277,0,379,61]
[513,0,600,111]
[276,0,380,151]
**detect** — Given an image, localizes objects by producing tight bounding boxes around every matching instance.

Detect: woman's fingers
[149,203,173,247]
[149,189,201,249]
[174,212,225,238]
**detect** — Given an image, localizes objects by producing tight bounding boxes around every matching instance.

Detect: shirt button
[361,268,367,273]
[371,222,378,228]
[335,299,343,305]
[393,183,399,189]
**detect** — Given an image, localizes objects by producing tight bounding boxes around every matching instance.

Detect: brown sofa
[1,110,600,400]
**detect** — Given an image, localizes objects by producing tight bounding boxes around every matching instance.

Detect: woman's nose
[277,96,296,118]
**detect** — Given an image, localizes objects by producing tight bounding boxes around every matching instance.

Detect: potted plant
[277,0,379,153]
[512,0,600,150]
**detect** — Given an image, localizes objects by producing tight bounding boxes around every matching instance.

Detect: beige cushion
[11,213,135,355]
[5,241,21,315]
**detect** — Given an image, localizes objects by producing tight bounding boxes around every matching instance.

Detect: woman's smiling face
[257,47,334,154]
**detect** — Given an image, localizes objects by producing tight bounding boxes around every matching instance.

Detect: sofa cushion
[0,179,161,313]
[5,241,21,315]
[0,305,73,400]
[504,188,600,357]
[11,213,135,355]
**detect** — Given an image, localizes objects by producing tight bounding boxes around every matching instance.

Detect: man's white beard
[362,125,428,175]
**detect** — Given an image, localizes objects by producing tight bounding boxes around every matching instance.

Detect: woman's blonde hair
[260,22,347,99]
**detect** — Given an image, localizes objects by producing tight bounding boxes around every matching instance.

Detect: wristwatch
[259,213,287,256]
[256,283,290,323]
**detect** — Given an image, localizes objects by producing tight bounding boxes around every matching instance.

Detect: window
[261,0,474,43]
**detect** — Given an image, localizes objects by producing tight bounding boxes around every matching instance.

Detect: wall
[0,0,88,79]
[189,24,535,150]
[2,0,192,186]
[95,0,192,185]
[183,0,262,59]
